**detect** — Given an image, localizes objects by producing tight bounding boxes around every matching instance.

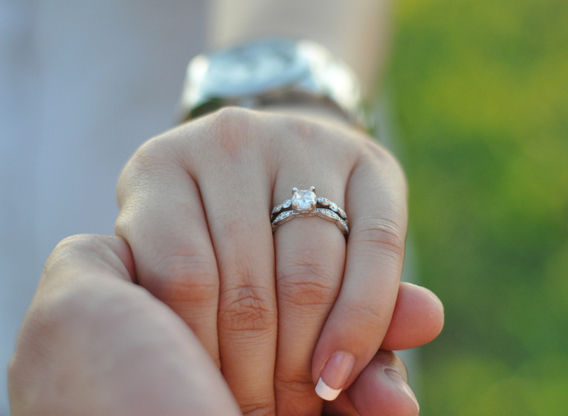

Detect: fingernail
[385,368,420,413]
[315,351,355,401]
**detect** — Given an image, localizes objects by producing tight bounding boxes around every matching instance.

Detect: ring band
[271,187,349,235]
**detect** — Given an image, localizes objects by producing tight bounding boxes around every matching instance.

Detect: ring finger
[272,137,356,415]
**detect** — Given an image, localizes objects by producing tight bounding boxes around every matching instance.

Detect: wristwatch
[178,38,369,130]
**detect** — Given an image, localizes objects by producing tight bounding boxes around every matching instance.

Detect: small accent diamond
[282,199,292,209]
[275,211,293,222]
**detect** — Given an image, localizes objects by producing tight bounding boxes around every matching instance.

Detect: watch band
[178,38,370,131]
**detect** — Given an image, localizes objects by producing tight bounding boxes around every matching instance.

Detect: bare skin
[112,106,444,414]
[9,234,439,415]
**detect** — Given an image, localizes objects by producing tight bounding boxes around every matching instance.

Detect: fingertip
[315,378,342,401]
[404,282,445,336]
[423,284,445,336]
[346,351,420,416]
[381,282,444,350]
[315,351,355,401]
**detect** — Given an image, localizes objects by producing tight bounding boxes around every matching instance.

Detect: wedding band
[271,187,349,235]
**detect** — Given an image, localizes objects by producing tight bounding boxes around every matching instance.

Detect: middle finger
[191,109,278,415]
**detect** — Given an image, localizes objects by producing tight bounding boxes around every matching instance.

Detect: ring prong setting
[291,187,317,213]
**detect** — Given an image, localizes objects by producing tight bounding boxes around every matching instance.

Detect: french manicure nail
[315,351,355,401]
[385,368,420,413]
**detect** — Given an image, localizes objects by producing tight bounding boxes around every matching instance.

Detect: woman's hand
[115,106,444,415]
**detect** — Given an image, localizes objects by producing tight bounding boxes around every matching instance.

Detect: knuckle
[353,219,406,260]
[208,107,258,156]
[341,300,389,329]
[219,281,276,333]
[362,142,409,193]
[240,402,276,416]
[364,140,397,165]
[147,254,219,306]
[113,212,131,239]
[278,261,337,309]
[126,137,172,173]
[274,372,315,396]
[212,106,254,125]
[283,115,343,150]
[116,138,175,203]
[45,234,113,276]
[275,116,361,170]
[51,233,104,256]
[281,113,323,140]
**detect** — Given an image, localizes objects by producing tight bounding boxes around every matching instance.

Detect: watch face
[202,38,309,97]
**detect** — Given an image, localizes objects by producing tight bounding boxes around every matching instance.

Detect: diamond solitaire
[291,187,317,212]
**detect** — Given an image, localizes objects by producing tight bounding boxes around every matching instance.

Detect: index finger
[115,133,222,365]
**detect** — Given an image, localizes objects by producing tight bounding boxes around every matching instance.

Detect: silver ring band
[271,187,349,235]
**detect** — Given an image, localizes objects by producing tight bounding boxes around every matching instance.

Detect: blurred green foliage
[388,0,568,414]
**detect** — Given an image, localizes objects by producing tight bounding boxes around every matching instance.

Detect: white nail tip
[315,378,342,401]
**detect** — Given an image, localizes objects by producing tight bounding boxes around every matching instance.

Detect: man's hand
[9,235,242,416]
[115,106,444,415]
